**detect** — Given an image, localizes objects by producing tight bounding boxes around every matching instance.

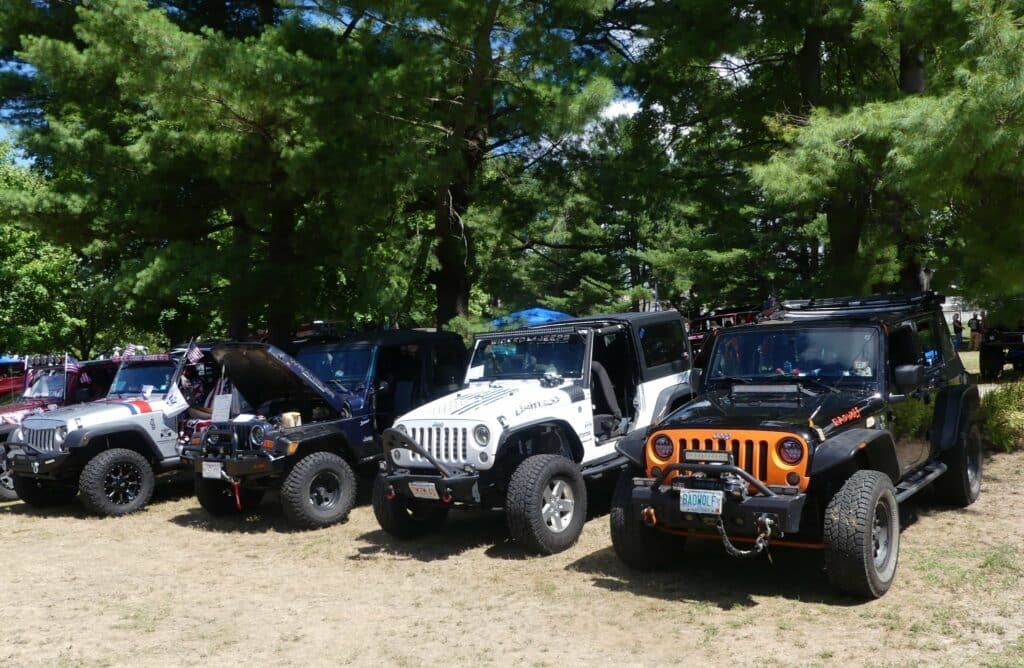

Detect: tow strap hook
[717,514,774,560]
[641,506,657,527]
[232,480,242,511]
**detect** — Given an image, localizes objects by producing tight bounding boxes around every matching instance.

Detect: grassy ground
[2,450,1023,668]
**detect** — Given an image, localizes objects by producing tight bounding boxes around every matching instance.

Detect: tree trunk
[825,194,868,294]
[899,42,925,94]
[797,24,822,109]
[895,38,926,292]
[265,207,297,346]
[226,212,250,340]
[432,0,500,328]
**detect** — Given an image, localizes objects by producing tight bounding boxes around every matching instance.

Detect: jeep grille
[23,427,58,451]
[650,429,810,491]
[407,425,469,464]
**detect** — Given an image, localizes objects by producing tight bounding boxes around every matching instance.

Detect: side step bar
[895,461,948,502]
[581,453,628,479]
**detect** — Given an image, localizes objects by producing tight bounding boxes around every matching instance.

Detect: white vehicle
[374,312,695,554]
[6,349,214,516]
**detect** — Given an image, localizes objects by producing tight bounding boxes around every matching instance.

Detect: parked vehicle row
[1,293,983,598]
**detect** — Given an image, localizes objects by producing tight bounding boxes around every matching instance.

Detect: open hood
[211,343,344,414]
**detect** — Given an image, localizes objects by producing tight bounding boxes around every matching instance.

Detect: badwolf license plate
[680,489,724,515]
[201,461,222,480]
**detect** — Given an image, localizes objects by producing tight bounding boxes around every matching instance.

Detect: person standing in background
[952,313,964,350]
[968,312,982,350]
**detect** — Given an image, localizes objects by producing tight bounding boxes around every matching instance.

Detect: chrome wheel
[0,456,13,492]
[103,462,142,505]
[541,477,575,533]
[872,497,894,570]
[309,470,341,510]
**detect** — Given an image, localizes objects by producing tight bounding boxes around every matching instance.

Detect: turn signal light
[286,442,299,455]
[263,439,275,451]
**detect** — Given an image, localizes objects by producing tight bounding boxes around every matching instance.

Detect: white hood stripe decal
[451,387,515,415]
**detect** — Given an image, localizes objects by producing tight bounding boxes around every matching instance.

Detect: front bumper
[182,448,284,481]
[379,428,482,504]
[632,463,807,536]
[9,445,74,480]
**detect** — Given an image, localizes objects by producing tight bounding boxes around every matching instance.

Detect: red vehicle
[0,356,118,501]
[688,308,762,356]
[0,357,26,404]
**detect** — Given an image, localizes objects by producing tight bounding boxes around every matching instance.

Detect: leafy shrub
[977,383,1024,452]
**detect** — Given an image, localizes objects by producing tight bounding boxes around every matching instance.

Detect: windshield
[295,346,373,390]
[108,362,176,398]
[706,327,880,386]
[24,369,65,399]
[468,332,586,381]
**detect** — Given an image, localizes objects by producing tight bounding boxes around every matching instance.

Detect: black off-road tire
[934,422,983,508]
[371,474,449,539]
[610,470,683,570]
[195,475,264,516]
[823,470,900,599]
[12,476,77,507]
[506,454,587,555]
[0,449,18,501]
[280,452,357,530]
[78,448,156,516]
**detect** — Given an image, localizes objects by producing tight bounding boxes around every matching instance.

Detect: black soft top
[525,311,682,331]
[307,329,463,349]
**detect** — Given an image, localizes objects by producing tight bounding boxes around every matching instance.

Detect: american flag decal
[186,344,204,364]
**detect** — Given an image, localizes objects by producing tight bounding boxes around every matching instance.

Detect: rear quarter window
[639,320,688,368]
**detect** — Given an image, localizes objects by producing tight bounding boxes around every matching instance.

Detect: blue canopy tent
[491,307,573,328]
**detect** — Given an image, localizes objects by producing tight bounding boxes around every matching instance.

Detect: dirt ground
[2,450,1022,668]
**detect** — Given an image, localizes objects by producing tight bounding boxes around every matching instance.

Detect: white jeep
[6,350,213,516]
[374,312,694,554]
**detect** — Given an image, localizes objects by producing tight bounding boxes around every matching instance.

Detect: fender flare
[614,428,648,469]
[931,384,980,453]
[650,381,695,424]
[71,422,164,461]
[809,428,900,484]
[496,418,583,463]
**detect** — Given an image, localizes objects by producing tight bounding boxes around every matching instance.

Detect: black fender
[809,428,900,484]
[288,421,360,463]
[496,419,583,463]
[650,381,695,424]
[70,422,164,462]
[931,384,980,453]
[614,428,648,469]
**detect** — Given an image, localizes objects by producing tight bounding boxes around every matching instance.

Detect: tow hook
[641,506,657,527]
[384,484,396,501]
[231,480,243,511]
[440,491,453,504]
[717,513,775,560]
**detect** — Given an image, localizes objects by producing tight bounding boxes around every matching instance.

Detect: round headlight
[473,424,490,446]
[206,432,219,445]
[396,423,409,435]
[54,426,68,443]
[391,448,403,463]
[12,428,23,443]
[777,438,804,465]
[249,424,266,447]
[652,434,674,460]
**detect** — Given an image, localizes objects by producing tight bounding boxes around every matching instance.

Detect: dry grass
[2,451,1023,667]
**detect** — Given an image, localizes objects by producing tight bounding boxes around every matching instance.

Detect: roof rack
[778,291,945,319]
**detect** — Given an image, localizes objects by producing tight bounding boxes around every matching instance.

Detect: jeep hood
[661,387,886,435]
[211,343,345,413]
[399,380,577,422]
[20,398,161,429]
[0,398,50,425]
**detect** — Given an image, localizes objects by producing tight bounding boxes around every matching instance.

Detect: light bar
[682,450,731,464]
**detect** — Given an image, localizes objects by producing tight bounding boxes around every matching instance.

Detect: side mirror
[893,364,925,393]
[376,379,390,394]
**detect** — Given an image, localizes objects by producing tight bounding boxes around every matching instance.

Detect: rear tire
[610,470,683,570]
[934,422,983,508]
[506,454,587,555]
[195,475,264,516]
[979,347,1003,381]
[371,474,449,538]
[280,452,356,529]
[12,476,77,507]
[78,448,155,516]
[823,470,900,598]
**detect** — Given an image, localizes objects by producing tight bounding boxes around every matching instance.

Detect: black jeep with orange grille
[610,292,982,598]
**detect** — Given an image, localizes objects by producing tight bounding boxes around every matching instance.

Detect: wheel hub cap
[0,457,13,491]
[309,471,341,510]
[872,503,891,568]
[104,463,142,505]
[541,478,575,533]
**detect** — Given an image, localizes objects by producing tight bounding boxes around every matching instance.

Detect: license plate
[408,481,439,500]
[201,461,223,480]
[680,489,724,515]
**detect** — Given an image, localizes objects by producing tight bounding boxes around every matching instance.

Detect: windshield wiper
[327,379,350,393]
[792,376,842,394]
[710,375,752,385]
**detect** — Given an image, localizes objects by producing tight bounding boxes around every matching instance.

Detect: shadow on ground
[352,508,527,562]
[0,475,195,520]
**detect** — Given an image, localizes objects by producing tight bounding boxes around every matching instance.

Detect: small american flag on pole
[80,371,91,385]
[124,344,138,356]
[65,354,80,373]
[186,344,204,364]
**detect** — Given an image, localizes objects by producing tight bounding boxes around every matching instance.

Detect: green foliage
[978,382,1024,453]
